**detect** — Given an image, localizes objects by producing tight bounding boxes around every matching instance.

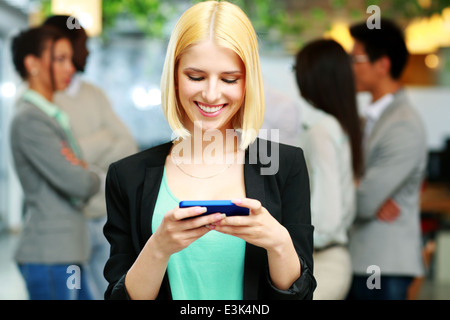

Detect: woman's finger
[182,212,227,229]
[212,224,252,236]
[231,198,263,215]
[217,214,251,227]
[171,206,207,221]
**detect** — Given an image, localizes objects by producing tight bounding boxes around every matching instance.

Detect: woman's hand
[210,198,301,290]
[125,206,226,299]
[151,206,227,258]
[209,198,290,251]
[60,142,87,168]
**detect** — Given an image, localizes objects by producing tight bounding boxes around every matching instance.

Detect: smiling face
[176,40,246,133]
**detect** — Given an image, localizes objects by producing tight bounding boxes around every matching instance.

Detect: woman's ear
[24,54,40,77]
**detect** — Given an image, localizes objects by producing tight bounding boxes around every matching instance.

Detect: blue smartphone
[179,200,249,216]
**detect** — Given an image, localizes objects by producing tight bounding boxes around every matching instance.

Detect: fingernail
[205,224,216,230]
[232,198,242,204]
[196,207,207,214]
[218,213,226,220]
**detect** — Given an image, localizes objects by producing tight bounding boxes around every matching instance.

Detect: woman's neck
[173,129,240,165]
[28,80,53,102]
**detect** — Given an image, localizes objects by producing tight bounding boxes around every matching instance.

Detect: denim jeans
[18,263,93,300]
[346,274,414,300]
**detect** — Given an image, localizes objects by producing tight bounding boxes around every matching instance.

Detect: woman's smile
[195,101,227,117]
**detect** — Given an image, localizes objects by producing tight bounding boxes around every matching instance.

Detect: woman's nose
[202,79,221,103]
[68,60,76,75]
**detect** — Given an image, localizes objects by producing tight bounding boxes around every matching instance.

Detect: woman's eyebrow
[222,70,243,75]
[183,67,204,73]
[183,67,242,75]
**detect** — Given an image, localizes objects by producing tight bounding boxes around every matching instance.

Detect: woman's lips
[195,101,226,117]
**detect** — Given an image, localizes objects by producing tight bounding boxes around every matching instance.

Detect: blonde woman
[103,0,315,300]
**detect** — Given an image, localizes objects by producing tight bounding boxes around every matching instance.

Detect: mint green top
[152,169,246,300]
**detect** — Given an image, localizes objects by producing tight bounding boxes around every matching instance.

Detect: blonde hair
[160,0,264,150]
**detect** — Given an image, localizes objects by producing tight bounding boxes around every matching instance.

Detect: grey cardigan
[10,97,100,264]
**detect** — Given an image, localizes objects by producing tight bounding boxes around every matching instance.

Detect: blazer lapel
[366,90,406,151]
[139,142,173,247]
[243,139,267,299]
[139,166,165,246]
[244,154,265,205]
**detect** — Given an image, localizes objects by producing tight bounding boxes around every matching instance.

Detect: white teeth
[197,102,224,113]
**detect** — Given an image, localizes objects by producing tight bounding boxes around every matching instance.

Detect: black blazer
[103,139,316,300]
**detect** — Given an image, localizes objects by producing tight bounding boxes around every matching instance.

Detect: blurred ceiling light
[148,88,162,106]
[405,7,450,54]
[51,0,102,37]
[1,82,16,98]
[406,17,439,54]
[324,22,354,52]
[443,7,450,22]
[425,53,440,69]
[132,86,161,110]
[441,7,450,47]
[417,0,432,9]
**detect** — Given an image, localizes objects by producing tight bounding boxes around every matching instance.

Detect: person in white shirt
[362,93,393,146]
[43,15,139,300]
[347,18,427,300]
[294,39,363,299]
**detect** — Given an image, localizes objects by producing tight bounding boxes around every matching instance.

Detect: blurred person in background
[9,25,100,300]
[43,15,139,300]
[346,18,427,300]
[294,38,363,300]
[261,82,303,147]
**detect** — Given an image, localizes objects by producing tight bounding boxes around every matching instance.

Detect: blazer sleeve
[356,120,425,220]
[14,112,99,201]
[265,147,316,299]
[103,162,136,300]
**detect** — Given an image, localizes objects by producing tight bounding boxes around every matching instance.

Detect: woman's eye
[222,78,238,84]
[54,56,66,63]
[188,75,203,81]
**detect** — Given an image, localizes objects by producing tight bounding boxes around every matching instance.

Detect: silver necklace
[172,151,239,179]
